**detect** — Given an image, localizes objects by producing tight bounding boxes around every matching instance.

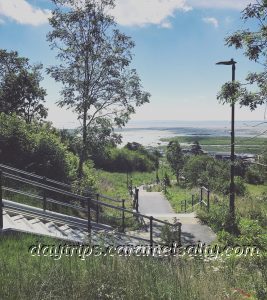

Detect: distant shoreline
[117,120,267,148]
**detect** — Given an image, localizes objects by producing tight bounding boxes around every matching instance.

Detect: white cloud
[202,17,218,28]
[161,21,172,29]
[188,0,254,10]
[112,0,191,27]
[0,0,51,26]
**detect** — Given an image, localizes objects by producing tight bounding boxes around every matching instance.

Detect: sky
[0,0,265,128]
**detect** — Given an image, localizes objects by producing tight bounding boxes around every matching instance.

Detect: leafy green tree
[152,149,162,183]
[190,141,203,155]
[218,0,267,109]
[0,49,47,123]
[183,155,210,187]
[166,141,184,183]
[47,0,150,179]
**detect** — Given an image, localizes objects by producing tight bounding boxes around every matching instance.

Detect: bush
[237,218,267,251]
[245,166,264,185]
[234,176,246,196]
[197,202,230,232]
[0,113,93,183]
[94,146,155,173]
[183,155,229,193]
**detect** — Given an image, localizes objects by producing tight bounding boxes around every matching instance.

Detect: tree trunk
[77,107,87,180]
[176,172,179,184]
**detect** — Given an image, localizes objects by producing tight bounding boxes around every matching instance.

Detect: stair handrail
[0,164,182,246]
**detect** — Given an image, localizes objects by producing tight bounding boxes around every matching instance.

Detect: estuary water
[116,120,267,147]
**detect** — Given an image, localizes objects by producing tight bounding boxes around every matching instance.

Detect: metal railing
[181,186,210,213]
[0,164,182,246]
[131,187,139,213]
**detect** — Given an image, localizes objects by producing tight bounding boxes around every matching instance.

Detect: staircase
[2,200,150,245]
[0,164,181,246]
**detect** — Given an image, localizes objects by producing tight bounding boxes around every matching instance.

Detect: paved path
[137,186,216,245]
[138,187,173,215]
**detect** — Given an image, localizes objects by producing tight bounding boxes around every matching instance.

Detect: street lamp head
[216,58,237,65]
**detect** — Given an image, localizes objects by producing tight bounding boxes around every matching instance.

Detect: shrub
[0,113,94,184]
[245,166,264,185]
[94,146,155,173]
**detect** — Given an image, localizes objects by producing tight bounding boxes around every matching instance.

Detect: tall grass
[0,233,266,300]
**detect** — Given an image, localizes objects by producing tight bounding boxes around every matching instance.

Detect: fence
[131,187,139,213]
[181,186,211,213]
[0,164,181,246]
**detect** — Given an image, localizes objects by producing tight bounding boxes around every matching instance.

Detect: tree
[152,149,162,183]
[218,0,267,110]
[166,141,184,183]
[47,0,150,179]
[190,141,203,155]
[0,49,47,123]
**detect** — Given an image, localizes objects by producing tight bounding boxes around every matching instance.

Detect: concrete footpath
[137,185,216,245]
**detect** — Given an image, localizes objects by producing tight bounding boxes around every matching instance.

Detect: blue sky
[0,0,265,128]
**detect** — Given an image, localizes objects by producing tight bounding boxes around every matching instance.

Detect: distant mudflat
[116,120,267,147]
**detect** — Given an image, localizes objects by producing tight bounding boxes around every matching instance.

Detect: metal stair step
[44,222,68,238]
[11,215,37,232]
[3,211,18,229]
[28,218,53,235]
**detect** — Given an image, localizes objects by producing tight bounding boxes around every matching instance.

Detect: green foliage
[183,155,211,187]
[0,49,47,122]
[94,146,156,173]
[0,113,94,184]
[0,233,266,300]
[182,155,246,196]
[234,177,246,196]
[165,185,197,213]
[221,0,267,109]
[190,140,203,155]
[246,165,265,184]
[160,220,180,246]
[197,202,230,232]
[237,218,267,250]
[198,188,267,252]
[162,135,267,155]
[47,0,150,178]
[166,141,184,183]
[163,171,171,187]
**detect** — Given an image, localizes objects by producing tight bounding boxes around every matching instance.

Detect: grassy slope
[246,183,267,196]
[166,183,267,214]
[165,185,198,213]
[0,233,266,300]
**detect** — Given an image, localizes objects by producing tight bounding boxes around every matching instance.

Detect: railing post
[121,199,125,233]
[135,188,139,213]
[129,179,133,196]
[150,216,153,247]
[0,171,3,230]
[200,187,203,207]
[192,195,194,211]
[43,177,47,211]
[96,194,100,223]
[178,223,182,246]
[133,188,136,210]
[207,189,210,212]
[87,197,91,235]
[184,200,187,213]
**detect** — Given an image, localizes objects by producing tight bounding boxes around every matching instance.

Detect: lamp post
[216,58,237,231]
